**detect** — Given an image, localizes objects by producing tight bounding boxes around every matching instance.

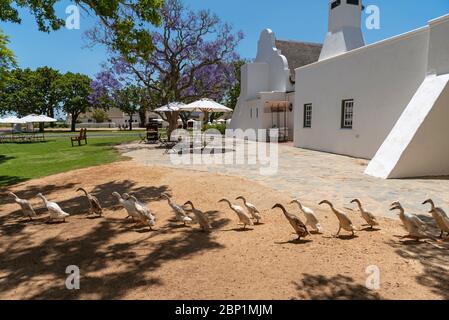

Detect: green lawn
[0,134,139,188]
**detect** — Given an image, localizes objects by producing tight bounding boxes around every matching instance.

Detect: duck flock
[6,189,449,243]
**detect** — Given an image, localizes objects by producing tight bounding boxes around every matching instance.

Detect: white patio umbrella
[154,102,192,140]
[21,114,57,139]
[154,102,189,113]
[182,98,233,124]
[0,116,26,135]
[182,98,233,113]
[0,116,26,124]
[21,114,57,123]
[0,116,26,137]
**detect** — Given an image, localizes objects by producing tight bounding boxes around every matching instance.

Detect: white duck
[160,193,193,226]
[390,202,427,241]
[290,199,322,233]
[319,200,356,237]
[422,199,449,239]
[219,198,253,230]
[350,199,379,229]
[37,193,70,222]
[7,192,37,221]
[236,196,262,224]
[112,192,140,221]
[125,194,156,229]
[184,201,212,233]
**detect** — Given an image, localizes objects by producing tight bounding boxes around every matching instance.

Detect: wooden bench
[71,128,88,147]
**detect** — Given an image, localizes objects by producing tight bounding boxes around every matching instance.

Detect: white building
[231,0,449,179]
[230,30,322,141]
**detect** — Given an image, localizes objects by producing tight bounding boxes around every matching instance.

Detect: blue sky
[1,0,448,78]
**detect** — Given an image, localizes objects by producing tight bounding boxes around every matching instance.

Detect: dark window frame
[347,0,359,6]
[331,0,341,10]
[303,104,312,128]
[341,99,354,129]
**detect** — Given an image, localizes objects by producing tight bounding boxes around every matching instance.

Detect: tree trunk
[128,115,133,131]
[71,114,78,132]
[180,112,191,129]
[166,111,180,141]
[139,108,147,128]
[49,109,55,128]
[203,112,210,126]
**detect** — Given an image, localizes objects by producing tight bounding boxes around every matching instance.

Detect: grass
[0,134,138,188]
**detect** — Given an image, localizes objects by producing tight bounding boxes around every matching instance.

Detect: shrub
[203,123,226,135]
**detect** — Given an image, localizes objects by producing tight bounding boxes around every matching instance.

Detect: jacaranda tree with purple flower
[89,0,244,137]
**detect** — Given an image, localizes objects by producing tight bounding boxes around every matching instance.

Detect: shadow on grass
[293,274,381,300]
[90,140,139,148]
[0,176,28,189]
[0,155,15,164]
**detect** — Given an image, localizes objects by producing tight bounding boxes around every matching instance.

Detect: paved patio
[117,140,449,219]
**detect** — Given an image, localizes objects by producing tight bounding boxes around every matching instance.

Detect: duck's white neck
[294,201,304,210]
[38,195,48,205]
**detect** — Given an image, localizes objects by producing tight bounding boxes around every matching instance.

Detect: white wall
[230,29,291,133]
[427,14,449,76]
[241,63,269,101]
[294,27,429,159]
[366,15,449,178]
[366,75,449,178]
[387,82,449,178]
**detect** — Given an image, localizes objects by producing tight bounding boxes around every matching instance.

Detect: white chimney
[319,0,365,61]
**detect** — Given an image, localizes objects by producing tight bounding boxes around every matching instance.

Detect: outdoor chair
[71,128,88,147]
[146,130,159,144]
[138,133,147,144]
[159,135,178,154]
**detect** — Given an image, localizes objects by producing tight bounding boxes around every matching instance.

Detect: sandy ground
[1,161,449,300]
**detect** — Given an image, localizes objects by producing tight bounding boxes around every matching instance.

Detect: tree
[224,60,246,111]
[57,73,92,132]
[115,86,142,131]
[0,0,163,62]
[0,28,16,89]
[89,0,243,138]
[91,109,109,123]
[89,75,143,131]
[0,67,62,130]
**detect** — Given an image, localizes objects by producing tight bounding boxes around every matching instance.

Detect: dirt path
[1,161,448,300]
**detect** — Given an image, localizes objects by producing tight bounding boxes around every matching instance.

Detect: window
[347,0,359,5]
[341,99,354,129]
[250,108,253,119]
[303,104,312,128]
[256,108,259,118]
[331,0,341,9]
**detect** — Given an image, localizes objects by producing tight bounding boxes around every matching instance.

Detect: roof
[275,40,322,75]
